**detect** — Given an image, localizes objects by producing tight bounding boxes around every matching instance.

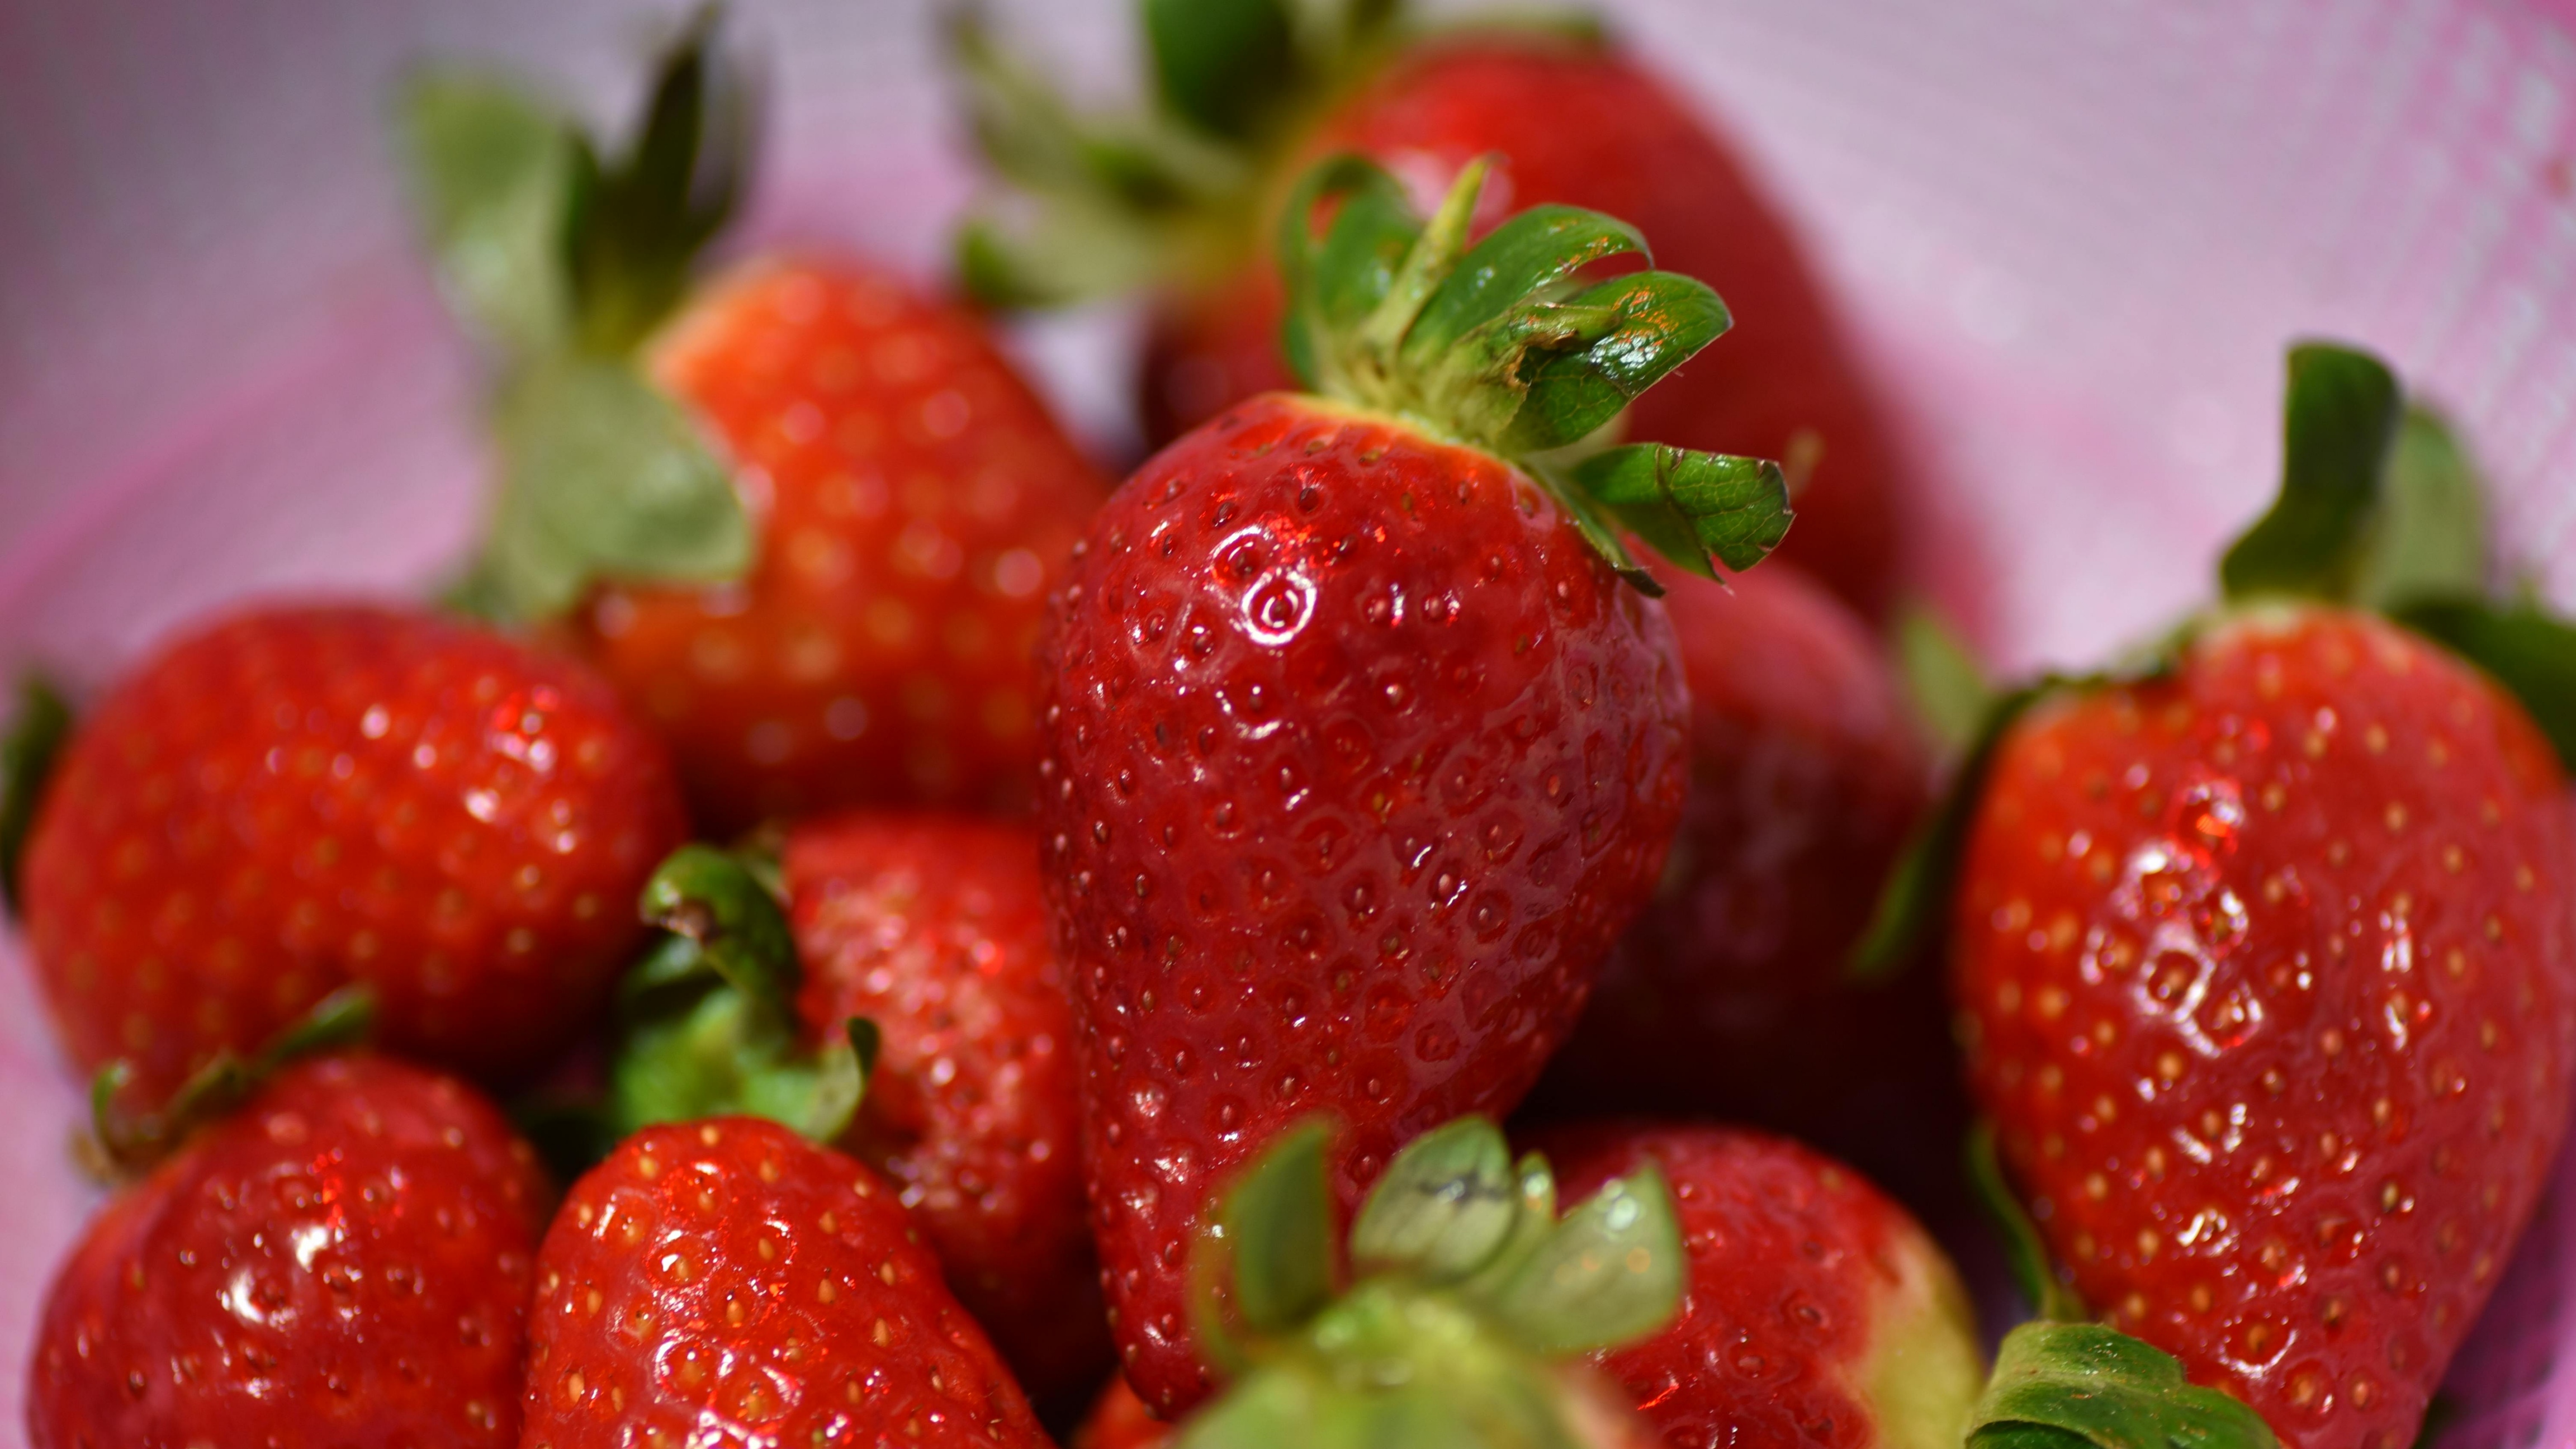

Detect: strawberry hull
[1956,607,2576,1449]
[1036,392,1690,1414]
[1143,38,1904,616]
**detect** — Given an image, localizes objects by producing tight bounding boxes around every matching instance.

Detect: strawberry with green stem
[1865,344,2576,1449]
[1170,1114,1685,1448]
[956,0,1902,614]
[1038,153,1792,1413]
[603,826,1110,1404]
[400,15,1107,830]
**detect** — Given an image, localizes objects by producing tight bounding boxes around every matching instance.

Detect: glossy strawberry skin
[523,1116,1050,1448]
[1530,564,1952,1182]
[27,1055,550,1449]
[1143,37,1903,616]
[1038,392,1690,1413]
[577,259,1109,832]
[1955,607,2576,1449]
[785,812,1111,1403]
[1531,1121,1982,1449]
[21,603,688,1101]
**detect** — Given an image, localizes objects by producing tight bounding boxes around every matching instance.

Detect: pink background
[3,1,2575,1445]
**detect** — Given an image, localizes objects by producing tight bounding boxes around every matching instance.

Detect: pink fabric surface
[3,2,2575,1446]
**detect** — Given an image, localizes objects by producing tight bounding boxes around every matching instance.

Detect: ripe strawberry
[1929,347,2576,1449]
[575,262,1109,829]
[1527,1121,1985,1449]
[1529,562,1952,1180]
[785,813,1111,1403]
[402,23,1106,832]
[28,1054,550,1448]
[1959,608,2573,1449]
[962,8,1900,614]
[1037,159,1792,1411]
[520,1116,1051,1448]
[20,603,686,1102]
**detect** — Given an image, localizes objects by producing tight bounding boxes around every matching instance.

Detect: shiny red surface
[1531,563,1951,1185]
[578,260,1108,832]
[1140,36,1905,616]
[1955,608,2576,1449]
[523,1117,1049,1448]
[785,812,1110,1402]
[1536,1120,1966,1449]
[21,603,686,1098]
[1036,392,1688,1413]
[27,1056,549,1448]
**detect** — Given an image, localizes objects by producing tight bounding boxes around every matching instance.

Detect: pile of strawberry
[10,6,2576,1449]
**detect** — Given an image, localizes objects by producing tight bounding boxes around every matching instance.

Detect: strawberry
[1526,1120,1985,1449]
[18,603,686,1102]
[960,3,1901,614]
[1036,158,1793,1411]
[520,1116,1052,1448]
[593,825,1109,1408]
[28,1054,551,1448]
[575,263,1110,830]
[785,813,1111,1404]
[1910,346,2576,1449]
[1162,1114,1685,1448]
[1528,562,1952,1180]
[400,21,1106,831]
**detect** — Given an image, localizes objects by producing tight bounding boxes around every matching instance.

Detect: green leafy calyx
[2218,344,2403,603]
[90,987,377,1174]
[1277,154,1791,593]
[2213,343,2576,769]
[1180,1115,1680,1448]
[0,674,72,915]
[395,8,752,623]
[951,0,1406,307]
[610,843,872,1144]
[1967,1323,2280,1449]
[950,0,1608,309]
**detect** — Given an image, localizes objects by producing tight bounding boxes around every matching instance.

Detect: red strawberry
[1530,562,1952,1180]
[28,1054,550,1448]
[1527,1121,1985,1449]
[1037,160,1792,1411]
[784,813,1111,1403]
[1930,347,2576,1449]
[1958,607,2575,1449]
[20,603,686,1101]
[963,14,1900,615]
[520,1116,1052,1448]
[575,261,1109,830]
[401,27,1106,832]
